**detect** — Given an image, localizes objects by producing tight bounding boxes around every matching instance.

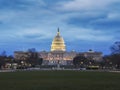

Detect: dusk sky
[0,0,120,55]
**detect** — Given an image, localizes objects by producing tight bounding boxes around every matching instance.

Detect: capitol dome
[51,28,66,51]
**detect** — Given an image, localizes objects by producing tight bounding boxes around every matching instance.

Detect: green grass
[0,70,120,90]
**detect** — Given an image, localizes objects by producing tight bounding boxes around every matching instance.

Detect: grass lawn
[0,70,120,90]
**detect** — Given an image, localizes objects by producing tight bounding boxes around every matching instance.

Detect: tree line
[0,50,43,69]
[0,42,120,69]
[73,41,120,69]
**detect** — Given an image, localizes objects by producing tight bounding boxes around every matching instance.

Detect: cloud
[56,0,120,11]
[89,12,120,30]
[0,0,120,55]
[15,28,53,40]
[0,0,46,10]
[62,27,115,42]
[63,8,120,31]
[65,12,106,27]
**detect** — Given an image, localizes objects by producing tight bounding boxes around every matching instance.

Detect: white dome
[51,29,66,51]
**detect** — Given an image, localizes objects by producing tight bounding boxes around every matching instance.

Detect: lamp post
[21,61,24,69]
[57,54,61,69]
[57,60,60,69]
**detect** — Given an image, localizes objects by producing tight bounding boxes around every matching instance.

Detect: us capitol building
[39,28,77,65]
[14,28,103,65]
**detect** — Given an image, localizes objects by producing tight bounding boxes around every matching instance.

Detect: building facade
[14,28,103,65]
[79,49,103,62]
[38,28,76,65]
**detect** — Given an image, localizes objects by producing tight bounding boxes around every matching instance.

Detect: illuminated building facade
[14,28,103,65]
[39,28,76,65]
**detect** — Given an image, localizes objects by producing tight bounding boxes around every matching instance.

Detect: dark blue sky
[0,0,120,55]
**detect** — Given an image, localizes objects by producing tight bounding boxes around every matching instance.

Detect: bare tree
[111,41,120,54]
